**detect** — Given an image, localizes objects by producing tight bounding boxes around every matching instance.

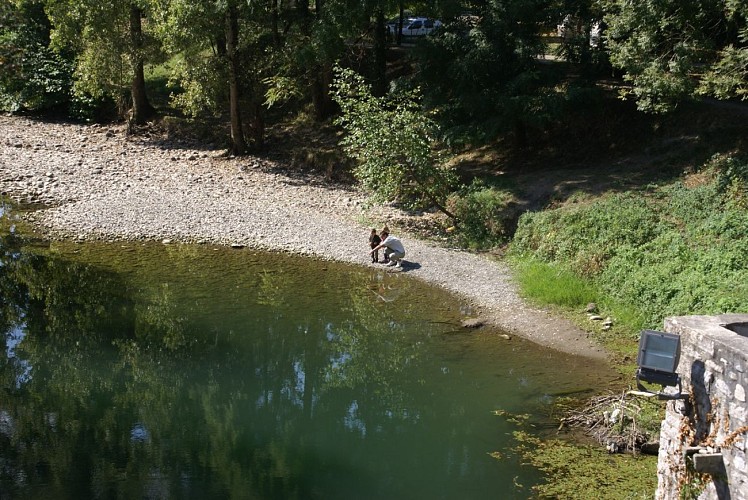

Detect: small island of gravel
[0,115,606,359]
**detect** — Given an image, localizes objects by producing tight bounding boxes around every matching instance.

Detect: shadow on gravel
[397,261,421,272]
[372,261,421,273]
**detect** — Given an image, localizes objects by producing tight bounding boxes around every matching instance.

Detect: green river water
[0,204,616,499]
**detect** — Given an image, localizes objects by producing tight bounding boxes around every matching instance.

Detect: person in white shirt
[370,230,406,267]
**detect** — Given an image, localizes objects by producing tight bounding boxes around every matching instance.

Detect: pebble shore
[0,115,606,359]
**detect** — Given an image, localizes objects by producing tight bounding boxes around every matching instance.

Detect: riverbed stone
[462,318,485,328]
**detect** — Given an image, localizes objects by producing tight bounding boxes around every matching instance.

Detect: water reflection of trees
[0,227,459,498]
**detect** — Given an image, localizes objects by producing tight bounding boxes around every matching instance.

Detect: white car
[401,17,441,37]
[557,15,603,47]
[386,16,415,39]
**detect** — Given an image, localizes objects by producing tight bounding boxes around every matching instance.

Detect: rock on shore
[0,115,606,359]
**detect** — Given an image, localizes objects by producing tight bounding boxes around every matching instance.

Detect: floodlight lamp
[635,329,685,400]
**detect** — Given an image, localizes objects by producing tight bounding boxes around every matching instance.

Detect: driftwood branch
[558,390,652,454]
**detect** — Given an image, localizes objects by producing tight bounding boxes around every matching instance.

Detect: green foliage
[0,0,123,120]
[3,0,744,128]
[510,431,657,498]
[152,0,278,148]
[511,155,748,329]
[332,66,457,215]
[698,44,748,101]
[46,0,128,110]
[269,3,352,109]
[445,179,514,249]
[168,55,226,118]
[410,0,552,145]
[605,0,748,112]
[263,76,304,108]
[512,192,662,275]
[711,153,748,207]
[510,257,599,309]
[0,0,74,113]
[143,56,182,109]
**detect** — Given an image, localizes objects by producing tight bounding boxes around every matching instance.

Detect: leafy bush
[510,157,748,329]
[446,180,514,249]
[512,193,662,275]
[332,66,457,217]
[710,154,748,208]
[0,2,74,113]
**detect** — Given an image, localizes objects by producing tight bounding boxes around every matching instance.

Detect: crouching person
[371,230,405,268]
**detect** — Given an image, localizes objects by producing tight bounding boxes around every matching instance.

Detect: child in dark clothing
[380,226,390,263]
[369,229,381,262]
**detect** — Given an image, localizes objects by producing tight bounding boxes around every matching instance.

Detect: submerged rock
[462,318,486,328]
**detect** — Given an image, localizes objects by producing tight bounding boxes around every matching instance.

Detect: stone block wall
[656,314,748,499]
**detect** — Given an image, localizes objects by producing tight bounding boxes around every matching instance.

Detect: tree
[410,0,550,147]
[153,0,276,153]
[128,3,156,125]
[604,0,748,113]
[263,0,360,121]
[0,0,74,113]
[332,66,457,219]
[371,5,388,97]
[551,0,608,74]
[45,0,158,123]
[225,1,246,154]
[697,2,748,102]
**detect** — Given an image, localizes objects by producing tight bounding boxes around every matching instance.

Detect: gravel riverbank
[1,115,606,359]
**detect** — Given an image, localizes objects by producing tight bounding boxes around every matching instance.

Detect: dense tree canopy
[0,0,746,150]
[604,0,748,112]
[0,0,73,113]
[44,0,158,122]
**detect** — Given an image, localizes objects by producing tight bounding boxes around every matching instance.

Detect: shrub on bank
[510,154,748,330]
[446,180,515,249]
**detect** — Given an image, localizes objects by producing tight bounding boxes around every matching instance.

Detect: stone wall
[656,314,748,500]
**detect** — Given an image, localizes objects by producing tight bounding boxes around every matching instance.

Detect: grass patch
[510,257,598,308]
[508,255,647,368]
[510,154,748,333]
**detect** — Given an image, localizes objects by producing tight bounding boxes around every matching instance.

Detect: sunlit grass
[508,255,651,369]
[510,257,598,308]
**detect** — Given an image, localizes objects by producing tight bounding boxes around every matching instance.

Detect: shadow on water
[368,260,421,273]
[0,202,617,499]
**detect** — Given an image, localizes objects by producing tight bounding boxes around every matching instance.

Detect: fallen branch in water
[558,390,653,454]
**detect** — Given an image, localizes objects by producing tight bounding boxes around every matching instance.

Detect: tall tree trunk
[297,0,309,21]
[311,63,335,121]
[397,2,404,46]
[372,9,387,97]
[271,0,280,46]
[225,5,246,155]
[129,4,155,125]
[301,0,333,120]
